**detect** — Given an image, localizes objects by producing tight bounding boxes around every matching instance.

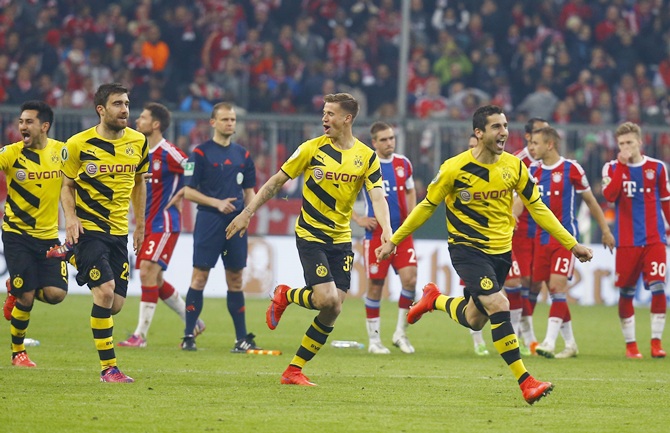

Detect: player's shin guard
[287,286,315,309]
[436,295,472,329]
[10,302,31,353]
[289,316,333,369]
[490,311,529,384]
[91,304,116,370]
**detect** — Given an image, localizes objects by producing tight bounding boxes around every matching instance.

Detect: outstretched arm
[376,198,438,261]
[226,170,291,238]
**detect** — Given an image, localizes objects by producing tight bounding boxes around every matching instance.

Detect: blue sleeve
[242,150,256,189]
[185,149,204,189]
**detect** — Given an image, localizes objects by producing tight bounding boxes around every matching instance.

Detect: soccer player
[376,105,593,405]
[118,102,205,348]
[61,83,149,383]
[528,127,615,359]
[352,121,416,354]
[179,102,260,353]
[602,122,670,359]
[1,101,69,367]
[515,117,548,355]
[226,93,392,386]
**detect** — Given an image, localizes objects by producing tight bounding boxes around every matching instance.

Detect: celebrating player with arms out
[227,93,392,386]
[602,122,670,359]
[377,105,593,404]
[2,101,69,367]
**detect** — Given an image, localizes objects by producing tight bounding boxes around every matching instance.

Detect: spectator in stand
[640,85,665,125]
[365,63,397,115]
[350,0,379,29]
[7,66,40,104]
[594,4,621,44]
[338,69,368,118]
[188,68,224,105]
[407,56,435,108]
[615,74,641,122]
[202,17,237,74]
[559,0,593,31]
[85,49,114,91]
[433,41,472,88]
[141,24,169,76]
[266,60,300,102]
[164,5,201,88]
[414,77,449,119]
[127,2,154,38]
[516,81,559,121]
[292,16,325,64]
[248,75,274,113]
[327,25,356,78]
[250,41,277,85]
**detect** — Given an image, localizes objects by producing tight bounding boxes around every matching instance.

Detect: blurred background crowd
[1,0,670,124]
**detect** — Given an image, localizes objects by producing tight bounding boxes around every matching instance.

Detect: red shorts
[615,243,667,288]
[364,235,416,280]
[506,251,522,281]
[135,232,180,270]
[512,234,534,278]
[532,242,575,283]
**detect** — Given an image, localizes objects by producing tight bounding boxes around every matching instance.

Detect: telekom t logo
[623,181,637,197]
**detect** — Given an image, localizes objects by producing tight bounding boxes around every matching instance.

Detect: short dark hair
[94,83,129,115]
[369,121,392,139]
[211,102,235,119]
[524,117,548,134]
[535,126,561,150]
[472,105,504,131]
[324,93,359,120]
[20,100,54,132]
[144,102,171,132]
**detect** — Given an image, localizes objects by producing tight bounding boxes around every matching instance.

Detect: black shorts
[296,237,354,292]
[449,244,511,311]
[2,231,68,295]
[73,231,129,297]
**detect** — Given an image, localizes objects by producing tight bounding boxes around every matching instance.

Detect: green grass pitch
[1,294,668,433]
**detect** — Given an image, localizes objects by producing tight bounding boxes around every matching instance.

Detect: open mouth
[496,139,506,150]
[323,125,331,134]
[21,132,31,142]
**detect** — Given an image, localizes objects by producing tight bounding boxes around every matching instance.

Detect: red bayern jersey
[602,156,670,247]
[530,157,590,246]
[513,146,538,238]
[146,139,188,233]
[363,153,414,239]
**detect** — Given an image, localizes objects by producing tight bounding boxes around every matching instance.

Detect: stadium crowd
[1,0,670,124]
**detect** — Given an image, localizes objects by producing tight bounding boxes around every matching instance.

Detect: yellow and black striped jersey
[0,139,64,239]
[62,127,148,236]
[422,150,576,255]
[281,135,383,244]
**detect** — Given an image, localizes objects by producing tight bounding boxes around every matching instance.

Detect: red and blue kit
[530,157,589,280]
[602,156,670,287]
[363,154,416,278]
